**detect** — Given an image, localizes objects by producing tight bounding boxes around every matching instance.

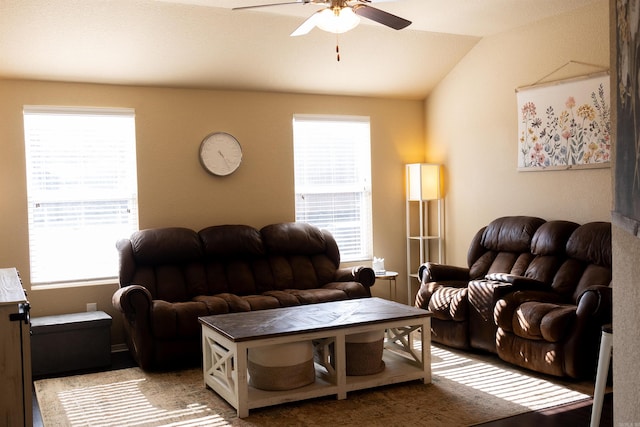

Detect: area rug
[34,344,596,427]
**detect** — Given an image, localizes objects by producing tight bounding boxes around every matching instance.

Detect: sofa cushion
[267,255,330,290]
[496,331,565,377]
[480,216,545,253]
[322,281,371,299]
[211,293,252,312]
[259,223,341,291]
[548,258,584,297]
[199,225,268,296]
[199,225,265,257]
[192,295,230,314]
[261,222,327,256]
[530,221,579,256]
[285,288,350,304]
[467,216,544,279]
[126,228,207,301]
[571,264,612,302]
[152,300,209,339]
[242,294,282,311]
[512,301,576,342]
[262,290,302,307]
[546,222,613,301]
[190,293,252,313]
[566,222,611,268]
[523,221,579,284]
[202,259,260,296]
[131,227,202,264]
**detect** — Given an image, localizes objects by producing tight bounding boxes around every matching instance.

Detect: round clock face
[199,132,243,176]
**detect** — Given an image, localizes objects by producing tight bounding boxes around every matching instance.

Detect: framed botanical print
[517,72,610,171]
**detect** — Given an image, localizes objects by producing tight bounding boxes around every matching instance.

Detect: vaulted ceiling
[0,0,599,99]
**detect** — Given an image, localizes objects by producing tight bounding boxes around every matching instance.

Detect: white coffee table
[199,297,432,417]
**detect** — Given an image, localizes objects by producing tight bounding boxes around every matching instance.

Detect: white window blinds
[293,115,373,262]
[23,106,139,285]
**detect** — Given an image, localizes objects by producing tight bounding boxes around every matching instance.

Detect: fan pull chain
[336,34,340,62]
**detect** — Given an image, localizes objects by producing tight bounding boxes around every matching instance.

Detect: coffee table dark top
[199,297,431,342]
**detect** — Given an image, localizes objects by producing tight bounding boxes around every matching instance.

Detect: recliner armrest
[112,284,153,321]
[334,266,376,287]
[112,284,155,370]
[483,274,552,303]
[577,285,612,322]
[419,262,470,283]
[485,273,550,290]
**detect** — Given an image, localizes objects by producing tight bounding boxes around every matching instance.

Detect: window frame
[292,114,373,262]
[23,105,139,287]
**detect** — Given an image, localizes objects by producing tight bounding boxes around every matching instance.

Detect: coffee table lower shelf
[201,318,431,418]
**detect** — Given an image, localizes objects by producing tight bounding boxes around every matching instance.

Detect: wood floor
[33,351,614,427]
[473,393,613,427]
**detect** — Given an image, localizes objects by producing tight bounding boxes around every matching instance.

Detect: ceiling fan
[233,0,412,37]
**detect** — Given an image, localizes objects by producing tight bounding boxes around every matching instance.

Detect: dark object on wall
[614,0,640,236]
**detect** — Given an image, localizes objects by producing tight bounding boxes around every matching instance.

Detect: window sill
[31,278,119,290]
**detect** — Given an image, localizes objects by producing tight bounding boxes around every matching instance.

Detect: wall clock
[199,132,243,176]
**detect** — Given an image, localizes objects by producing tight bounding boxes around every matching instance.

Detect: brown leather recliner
[416,216,612,379]
[415,216,546,350]
[112,222,376,370]
[494,221,612,378]
[466,219,581,353]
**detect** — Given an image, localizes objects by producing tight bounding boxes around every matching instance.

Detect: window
[293,114,373,262]
[23,106,139,285]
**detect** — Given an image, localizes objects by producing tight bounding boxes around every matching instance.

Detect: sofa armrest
[335,266,376,287]
[112,284,155,369]
[112,284,153,319]
[419,262,470,283]
[415,262,471,309]
[576,285,612,322]
[485,273,550,290]
[482,273,551,302]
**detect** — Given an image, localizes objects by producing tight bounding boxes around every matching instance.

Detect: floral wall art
[517,73,610,171]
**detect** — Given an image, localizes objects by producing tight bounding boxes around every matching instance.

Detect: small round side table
[375,271,398,302]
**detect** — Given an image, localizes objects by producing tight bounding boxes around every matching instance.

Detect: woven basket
[248,341,316,391]
[345,331,386,376]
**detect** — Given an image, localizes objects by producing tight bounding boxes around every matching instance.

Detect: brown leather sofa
[112,222,376,370]
[415,216,612,379]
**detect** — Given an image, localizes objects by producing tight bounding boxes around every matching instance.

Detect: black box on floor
[31,311,112,377]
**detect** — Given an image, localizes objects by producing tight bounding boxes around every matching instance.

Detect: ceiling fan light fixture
[316,7,360,34]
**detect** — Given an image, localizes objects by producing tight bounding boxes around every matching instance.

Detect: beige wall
[612,225,640,424]
[427,0,640,424]
[0,79,425,344]
[425,0,612,267]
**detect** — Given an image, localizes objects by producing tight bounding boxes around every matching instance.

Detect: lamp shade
[316,7,360,34]
[407,163,441,201]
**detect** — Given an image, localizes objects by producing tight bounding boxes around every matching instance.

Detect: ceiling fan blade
[233,1,304,11]
[232,0,325,11]
[290,10,323,36]
[352,4,411,30]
